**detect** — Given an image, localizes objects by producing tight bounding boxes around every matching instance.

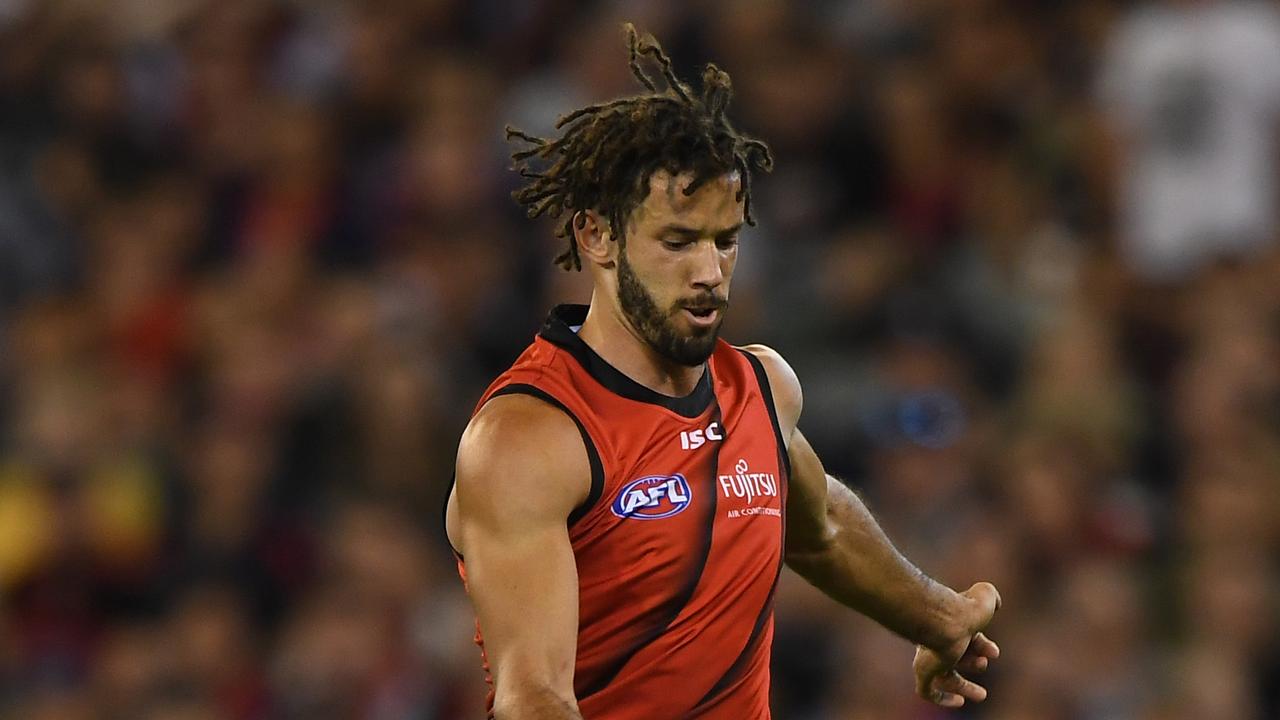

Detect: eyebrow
[659,222,744,239]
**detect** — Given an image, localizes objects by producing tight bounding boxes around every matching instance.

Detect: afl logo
[611,474,693,520]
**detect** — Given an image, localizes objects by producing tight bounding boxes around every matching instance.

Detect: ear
[572,210,618,269]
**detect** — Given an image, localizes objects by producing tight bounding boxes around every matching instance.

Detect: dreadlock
[507,23,774,271]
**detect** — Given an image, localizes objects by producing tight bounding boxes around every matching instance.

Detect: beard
[616,248,726,367]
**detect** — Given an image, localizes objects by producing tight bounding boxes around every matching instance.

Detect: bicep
[454,396,589,705]
[459,510,580,703]
[783,427,833,559]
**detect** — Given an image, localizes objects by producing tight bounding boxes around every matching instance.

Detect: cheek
[638,247,685,283]
[624,249,678,302]
[721,250,738,285]
[649,273,684,306]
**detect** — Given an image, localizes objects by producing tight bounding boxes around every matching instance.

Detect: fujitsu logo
[679,421,724,450]
[717,458,778,504]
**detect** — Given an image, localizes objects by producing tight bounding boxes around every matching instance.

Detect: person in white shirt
[1099,0,1280,282]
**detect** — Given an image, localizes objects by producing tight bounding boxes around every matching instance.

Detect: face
[614,169,744,367]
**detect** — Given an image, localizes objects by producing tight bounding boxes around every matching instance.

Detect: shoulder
[455,392,592,519]
[736,344,802,435]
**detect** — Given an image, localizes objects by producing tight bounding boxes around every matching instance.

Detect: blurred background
[1,0,1279,718]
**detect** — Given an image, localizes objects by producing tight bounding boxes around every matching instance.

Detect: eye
[716,233,740,250]
[662,237,692,251]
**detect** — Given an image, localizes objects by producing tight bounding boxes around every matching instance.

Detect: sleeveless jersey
[454,304,791,719]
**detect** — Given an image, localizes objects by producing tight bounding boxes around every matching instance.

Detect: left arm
[783,431,983,652]
[742,345,1001,708]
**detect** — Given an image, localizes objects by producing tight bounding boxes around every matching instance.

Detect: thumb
[963,582,1001,625]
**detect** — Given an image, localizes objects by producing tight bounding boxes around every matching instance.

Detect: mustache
[676,294,728,311]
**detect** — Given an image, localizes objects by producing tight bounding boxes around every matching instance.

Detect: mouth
[681,305,721,328]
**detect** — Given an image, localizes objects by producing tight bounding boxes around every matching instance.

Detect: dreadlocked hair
[507,23,774,271]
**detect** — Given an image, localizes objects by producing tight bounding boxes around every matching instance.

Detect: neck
[576,293,706,397]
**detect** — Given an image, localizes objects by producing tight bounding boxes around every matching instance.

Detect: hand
[912,582,1001,708]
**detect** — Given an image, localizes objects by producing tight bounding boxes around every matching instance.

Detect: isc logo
[611,474,693,520]
[679,422,724,450]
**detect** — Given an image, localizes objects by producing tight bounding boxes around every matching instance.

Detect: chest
[573,398,787,573]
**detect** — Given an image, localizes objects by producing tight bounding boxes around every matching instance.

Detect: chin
[671,333,719,366]
[687,322,721,338]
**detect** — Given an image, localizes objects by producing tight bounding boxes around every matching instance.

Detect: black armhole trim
[489,383,605,527]
[694,350,790,711]
[446,384,605,560]
[738,349,793,478]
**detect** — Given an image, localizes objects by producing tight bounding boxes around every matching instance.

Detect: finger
[913,646,943,695]
[914,659,932,699]
[936,670,988,704]
[956,653,988,675]
[968,631,1000,660]
[937,672,987,704]
[931,691,962,707]
[925,686,965,708]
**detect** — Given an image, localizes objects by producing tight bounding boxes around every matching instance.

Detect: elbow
[787,517,839,558]
[784,527,838,573]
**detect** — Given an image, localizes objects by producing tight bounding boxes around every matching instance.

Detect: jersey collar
[539,304,715,418]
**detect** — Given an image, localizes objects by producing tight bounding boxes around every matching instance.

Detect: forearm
[785,476,964,650]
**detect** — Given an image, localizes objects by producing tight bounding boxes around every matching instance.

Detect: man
[444,25,1000,719]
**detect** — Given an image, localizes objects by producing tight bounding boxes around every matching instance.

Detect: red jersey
[455,304,790,719]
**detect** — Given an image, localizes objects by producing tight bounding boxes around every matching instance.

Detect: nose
[690,241,724,290]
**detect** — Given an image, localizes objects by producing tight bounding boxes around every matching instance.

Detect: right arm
[451,394,591,719]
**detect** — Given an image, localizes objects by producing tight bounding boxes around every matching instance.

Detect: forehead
[633,169,744,228]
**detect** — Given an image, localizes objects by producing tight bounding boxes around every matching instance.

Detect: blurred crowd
[1,0,1279,718]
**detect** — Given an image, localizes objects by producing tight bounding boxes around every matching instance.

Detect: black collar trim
[539,304,714,419]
